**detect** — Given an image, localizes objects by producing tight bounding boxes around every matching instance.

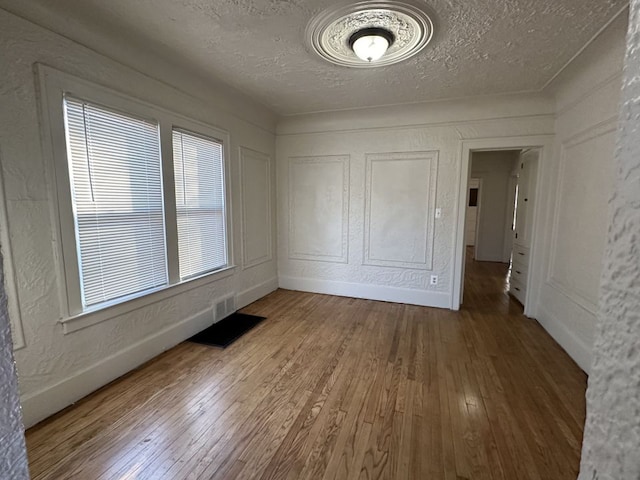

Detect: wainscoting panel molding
[364,151,438,269]
[547,118,618,314]
[288,155,350,263]
[240,147,272,269]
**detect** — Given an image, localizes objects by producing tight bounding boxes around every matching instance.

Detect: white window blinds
[64,96,168,308]
[173,129,228,280]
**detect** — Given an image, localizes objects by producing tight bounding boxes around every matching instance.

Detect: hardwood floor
[26,255,587,479]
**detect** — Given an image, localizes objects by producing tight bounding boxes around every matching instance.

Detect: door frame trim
[466,177,481,251]
[451,135,554,317]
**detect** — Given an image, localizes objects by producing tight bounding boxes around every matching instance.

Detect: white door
[503,174,518,262]
[465,179,481,247]
[514,150,539,247]
[510,148,539,308]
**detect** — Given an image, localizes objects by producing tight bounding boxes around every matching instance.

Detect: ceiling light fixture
[349,27,395,63]
[306,1,434,68]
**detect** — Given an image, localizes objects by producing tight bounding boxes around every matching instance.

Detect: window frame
[38,65,234,333]
[172,127,229,281]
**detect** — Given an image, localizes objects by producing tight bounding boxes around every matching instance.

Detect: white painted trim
[554,72,623,118]
[235,277,279,310]
[545,116,618,316]
[464,177,481,251]
[542,4,629,91]
[544,278,598,316]
[277,113,555,137]
[502,175,518,263]
[21,305,216,428]
[279,275,450,308]
[536,305,592,374]
[61,266,236,334]
[473,178,483,254]
[452,135,555,315]
[561,115,619,149]
[37,64,236,324]
[239,146,273,270]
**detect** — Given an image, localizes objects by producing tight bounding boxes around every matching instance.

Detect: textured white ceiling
[2,0,628,115]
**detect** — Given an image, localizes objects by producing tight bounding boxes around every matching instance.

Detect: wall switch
[430,275,438,285]
[435,208,442,219]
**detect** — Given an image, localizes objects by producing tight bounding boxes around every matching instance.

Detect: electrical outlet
[430,275,438,285]
[435,208,442,219]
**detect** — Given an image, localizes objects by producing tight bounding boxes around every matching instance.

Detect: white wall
[0,254,29,478]
[1,4,624,436]
[580,2,640,476]
[0,8,278,427]
[465,178,480,247]
[471,151,519,262]
[535,11,627,374]
[276,94,555,308]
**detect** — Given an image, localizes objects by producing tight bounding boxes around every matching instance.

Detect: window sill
[60,266,236,334]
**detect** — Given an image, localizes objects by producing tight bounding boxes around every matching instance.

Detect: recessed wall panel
[240,147,272,269]
[289,155,349,263]
[549,122,616,311]
[364,151,438,269]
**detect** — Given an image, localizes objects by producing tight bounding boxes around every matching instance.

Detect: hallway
[25,256,587,479]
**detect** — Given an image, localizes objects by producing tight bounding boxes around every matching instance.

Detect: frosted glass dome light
[349,28,395,63]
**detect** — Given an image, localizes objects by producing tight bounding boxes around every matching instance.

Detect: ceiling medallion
[306,1,434,68]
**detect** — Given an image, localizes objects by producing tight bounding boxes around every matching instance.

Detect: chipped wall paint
[579,1,640,477]
[0,8,277,427]
[0,250,29,480]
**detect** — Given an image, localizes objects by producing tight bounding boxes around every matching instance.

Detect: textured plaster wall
[0,8,277,427]
[276,94,555,307]
[534,12,627,373]
[0,251,29,480]
[579,1,640,477]
[471,151,519,263]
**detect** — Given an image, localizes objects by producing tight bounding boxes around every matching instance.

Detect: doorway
[452,136,552,316]
[467,151,519,264]
[465,178,481,253]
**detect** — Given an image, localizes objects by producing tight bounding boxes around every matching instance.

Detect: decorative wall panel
[288,155,350,263]
[364,151,438,269]
[548,119,617,313]
[240,147,272,269]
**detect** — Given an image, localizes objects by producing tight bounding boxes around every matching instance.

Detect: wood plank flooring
[26,255,587,479]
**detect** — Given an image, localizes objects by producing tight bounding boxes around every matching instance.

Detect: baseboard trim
[20,277,276,428]
[278,275,450,308]
[236,277,279,309]
[20,306,217,428]
[536,304,592,374]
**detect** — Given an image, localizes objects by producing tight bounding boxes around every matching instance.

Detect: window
[64,97,168,308]
[44,73,232,322]
[173,130,227,279]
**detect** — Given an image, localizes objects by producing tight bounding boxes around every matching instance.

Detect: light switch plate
[435,208,442,218]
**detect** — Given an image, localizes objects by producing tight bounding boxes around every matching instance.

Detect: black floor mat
[187,312,266,348]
